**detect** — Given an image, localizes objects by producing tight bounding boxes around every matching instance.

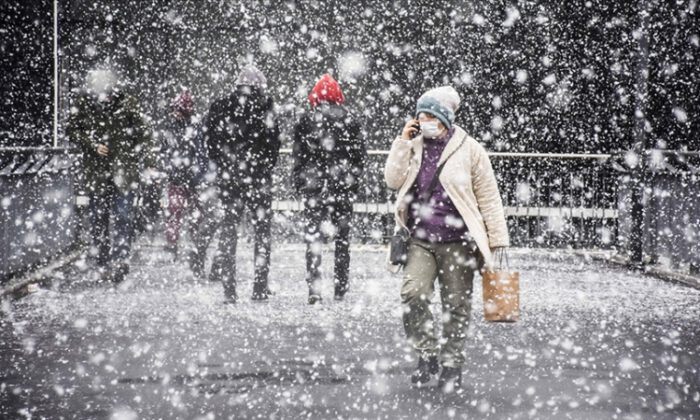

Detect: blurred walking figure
[161,90,209,262]
[292,74,366,304]
[384,86,509,391]
[206,65,280,303]
[67,69,154,284]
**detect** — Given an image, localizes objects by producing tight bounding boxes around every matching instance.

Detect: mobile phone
[410,116,420,139]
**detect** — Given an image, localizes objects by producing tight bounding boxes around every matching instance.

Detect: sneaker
[410,356,439,386]
[308,294,322,305]
[437,366,462,393]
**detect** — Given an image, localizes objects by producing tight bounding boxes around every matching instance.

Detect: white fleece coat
[384,125,510,271]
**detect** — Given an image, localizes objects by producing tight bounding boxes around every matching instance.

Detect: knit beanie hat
[415,86,461,129]
[171,90,194,115]
[235,65,267,88]
[308,74,345,107]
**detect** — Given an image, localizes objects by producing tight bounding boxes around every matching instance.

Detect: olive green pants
[400,239,477,368]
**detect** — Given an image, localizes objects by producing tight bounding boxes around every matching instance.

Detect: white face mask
[420,121,443,139]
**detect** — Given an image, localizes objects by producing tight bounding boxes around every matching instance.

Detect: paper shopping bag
[482,269,520,322]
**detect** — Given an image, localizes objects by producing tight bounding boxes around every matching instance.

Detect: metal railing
[615,149,700,273]
[269,149,618,248]
[0,147,76,175]
[9,144,700,279]
[0,146,620,282]
[0,147,80,282]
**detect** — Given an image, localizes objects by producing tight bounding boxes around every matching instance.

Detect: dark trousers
[88,182,135,267]
[133,181,163,236]
[303,196,353,295]
[214,187,272,299]
[188,185,220,275]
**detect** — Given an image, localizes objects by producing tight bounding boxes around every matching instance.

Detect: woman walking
[384,86,509,391]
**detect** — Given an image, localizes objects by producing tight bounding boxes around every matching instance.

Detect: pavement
[1,242,700,419]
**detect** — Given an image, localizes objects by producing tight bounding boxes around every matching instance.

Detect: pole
[630,0,649,267]
[53,0,59,148]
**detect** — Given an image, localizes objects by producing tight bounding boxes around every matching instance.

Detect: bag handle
[493,247,509,271]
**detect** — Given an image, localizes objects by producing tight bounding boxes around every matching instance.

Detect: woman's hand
[401,119,420,140]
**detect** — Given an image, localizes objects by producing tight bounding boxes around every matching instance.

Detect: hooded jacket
[206,85,280,190]
[67,91,153,193]
[161,115,207,187]
[292,103,366,200]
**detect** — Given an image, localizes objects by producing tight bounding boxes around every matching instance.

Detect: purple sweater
[407,128,469,243]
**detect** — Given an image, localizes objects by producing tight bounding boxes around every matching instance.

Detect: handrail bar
[0,147,75,153]
[277,148,613,159]
[4,145,697,160]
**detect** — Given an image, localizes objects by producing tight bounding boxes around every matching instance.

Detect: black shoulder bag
[389,135,466,267]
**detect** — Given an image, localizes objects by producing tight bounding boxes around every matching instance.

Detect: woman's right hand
[401,119,420,140]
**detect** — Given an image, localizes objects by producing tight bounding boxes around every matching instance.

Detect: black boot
[251,283,270,301]
[223,282,237,305]
[221,270,238,304]
[308,290,322,305]
[209,257,224,282]
[334,281,348,301]
[111,262,129,284]
[308,279,322,305]
[437,366,462,393]
[411,355,439,386]
[188,249,205,279]
[96,244,111,268]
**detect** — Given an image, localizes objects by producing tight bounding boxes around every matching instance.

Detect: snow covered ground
[1,243,699,419]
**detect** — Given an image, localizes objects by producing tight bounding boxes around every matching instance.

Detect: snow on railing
[0,147,75,175]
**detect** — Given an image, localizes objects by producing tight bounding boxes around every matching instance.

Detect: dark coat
[292,103,366,200]
[205,86,280,191]
[66,92,153,193]
[161,116,207,187]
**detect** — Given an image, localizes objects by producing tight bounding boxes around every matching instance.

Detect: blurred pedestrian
[206,65,280,303]
[185,111,221,280]
[67,69,154,284]
[292,74,366,304]
[161,90,208,261]
[384,86,509,391]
